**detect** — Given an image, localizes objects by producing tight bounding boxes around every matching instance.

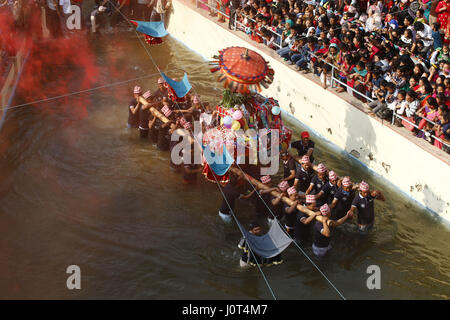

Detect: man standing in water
[138,90,152,138]
[348,181,385,233]
[312,204,353,257]
[330,176,357,219]
[291,131,315,163]
[238,221,264,268]
[315,170,339,207]
[128,86,141,129]
[154,77,168,102]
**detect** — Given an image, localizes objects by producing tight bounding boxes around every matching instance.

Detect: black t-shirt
[310,175,328,195]
[157,125,170,151]
[128,98,139,128]
[321,182,339,206]
[283,157,297,186]
[334,189,356,218]
[291,139,315,163]
[313,221,330,248]
[351,193,376,225]
[283,204,298,229]
[295,167,314,193]
[254,192,273,218]
[294,210,310,242]
[154,88,168,102]
[219,183,241,215]
[139,105,150,129]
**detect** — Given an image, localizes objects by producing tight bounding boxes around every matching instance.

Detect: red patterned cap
[143,90,152,99]
[287,186,297,196]
[342,177,352,187]
[320,204,330,215]
[301,155,310,164]
[278,181,289,191]
[359,181,369,192]
[161,105,172,118]
[134,86,142,94]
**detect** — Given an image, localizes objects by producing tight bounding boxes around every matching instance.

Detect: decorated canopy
[160,72,192,102]
[131,21,168,45]
[210,47,274,94]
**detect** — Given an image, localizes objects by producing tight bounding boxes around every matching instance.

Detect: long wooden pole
[229,167,324,222]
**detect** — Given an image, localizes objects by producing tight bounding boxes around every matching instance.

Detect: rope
[106,0,278,300]
[187,83,347,300]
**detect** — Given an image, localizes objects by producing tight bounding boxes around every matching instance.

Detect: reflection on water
[0,32,448,299]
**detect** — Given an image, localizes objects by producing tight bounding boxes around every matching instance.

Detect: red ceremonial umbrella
[210,47,274,94]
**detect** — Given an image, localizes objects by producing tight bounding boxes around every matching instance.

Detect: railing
[194,0,283,49]
[391,113,450,149]
[193,0,450,152]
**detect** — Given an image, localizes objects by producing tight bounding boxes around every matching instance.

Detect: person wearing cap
[182,142,203,184]
[291,130,315,163]
[154,77,168,102]
[315,170,339,207]
[330,176,357,220]
[293,155,314,196]
[348,181,385,233]
[280,150,297,186]
[156,102,174,151]
[238,221,265,268]
[285,189,318,243]
[219,174,246,223]
[305,163,328,203]
[267,181,290,222]
[128,86,142,129]
[138,90,153,139]
[284,186,303,236]
[312,204,353,257]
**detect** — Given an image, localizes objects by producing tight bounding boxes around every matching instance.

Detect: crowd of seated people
[202,0,449,153]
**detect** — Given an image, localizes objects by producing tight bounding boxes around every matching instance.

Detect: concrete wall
[168,0,450,221]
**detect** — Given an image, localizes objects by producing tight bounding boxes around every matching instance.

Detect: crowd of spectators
[202,0,450,153]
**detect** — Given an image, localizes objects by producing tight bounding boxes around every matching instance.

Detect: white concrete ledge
[168,0,450,221]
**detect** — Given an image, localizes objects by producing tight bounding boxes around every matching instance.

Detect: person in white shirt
[413,21,434,50]
[397,91,419,118]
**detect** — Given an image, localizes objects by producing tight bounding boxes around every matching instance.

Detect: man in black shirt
[348,181,385,233]
[238,221,265,268]
[138,90,152,138]
[305,163,329,205]
[128,86,141,128]
[293,155,314,195]
[291,131,315,163]
[281,150,297,186]
[157,104,174,151]
[219,175,244,223]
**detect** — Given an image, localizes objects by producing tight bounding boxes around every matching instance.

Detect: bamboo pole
[139,96,193,143]
[229,167,324,222]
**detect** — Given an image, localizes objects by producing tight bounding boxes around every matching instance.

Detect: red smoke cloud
[1,4,102,124]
